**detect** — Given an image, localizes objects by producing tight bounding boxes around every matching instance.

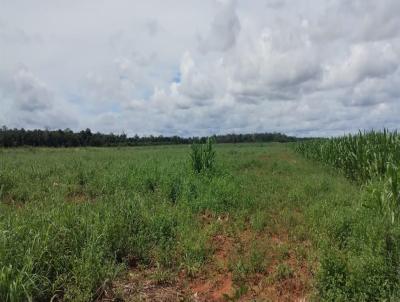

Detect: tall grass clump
[190,138,216,173]
[296,129,400,300]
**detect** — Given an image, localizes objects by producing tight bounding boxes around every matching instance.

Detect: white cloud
[145,19,160,37]
[198,0,241,53]
[0,67,79,129]
[0,0,400,136]
[323,42,399,88]
[12,67,53,111]
[177,52,216,101]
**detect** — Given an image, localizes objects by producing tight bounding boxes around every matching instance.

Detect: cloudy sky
[1,0,400,137]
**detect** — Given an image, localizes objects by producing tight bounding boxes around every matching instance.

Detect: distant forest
[0,126,303,147]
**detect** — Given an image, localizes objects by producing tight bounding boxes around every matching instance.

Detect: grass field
[0,142,392,301]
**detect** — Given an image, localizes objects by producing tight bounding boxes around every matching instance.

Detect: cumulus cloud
[198,0,241,53]
[145,19,160,37]
[12,67,53,111]
[0,67,79,129]
[226,26,321,103]
[176,52,216,102]
[1,0,400,136]
[341,0,400,42]
[348,71,400,106]
[323,42,399,88]
[265,0,285,10]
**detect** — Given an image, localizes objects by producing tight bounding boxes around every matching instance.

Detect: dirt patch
[237,231,314,302]
[103,210,314,302]
[190,226,313,301]
[100,267,188,302]
[212,275,233,300]
[213,234,234,264]
[191,273,233,302]
[189,234,235,301]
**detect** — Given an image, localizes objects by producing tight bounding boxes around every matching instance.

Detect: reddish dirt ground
[102,224,313,302]
[189,234,235,301]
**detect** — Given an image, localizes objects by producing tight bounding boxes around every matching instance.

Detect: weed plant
[190,138,216,173]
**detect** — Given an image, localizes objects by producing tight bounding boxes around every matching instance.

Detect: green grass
[0,143,391,301]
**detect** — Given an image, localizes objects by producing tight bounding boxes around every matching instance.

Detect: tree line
[0,126,302,147]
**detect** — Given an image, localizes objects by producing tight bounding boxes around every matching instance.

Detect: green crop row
[296,130,400,301]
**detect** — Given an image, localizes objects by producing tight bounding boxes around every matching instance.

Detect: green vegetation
[0,146,226,301]
[296,130,400,301]
[190,138,216,173]
[0,126,299,147]
[2,136,399,301]
[296,129,400,182]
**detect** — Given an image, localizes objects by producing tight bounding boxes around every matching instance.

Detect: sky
[1,0,400,137]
